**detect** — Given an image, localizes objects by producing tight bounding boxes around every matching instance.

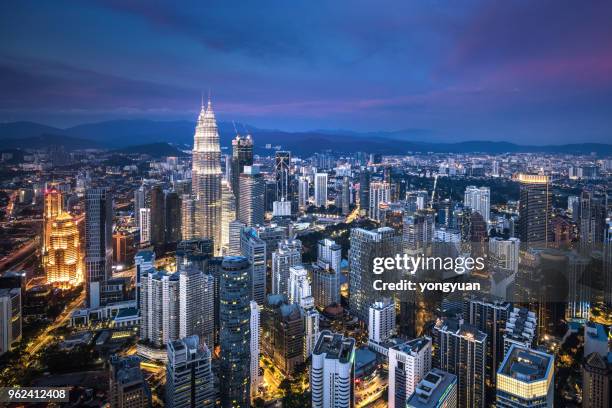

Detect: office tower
[271,239,302,297]
[388,338,432,408]
[349,227,401,322]
[403,211,435,253]
[359,170,370,213]
[228,220,245,256]
[437,198,453,227]
[43,186,63,254]
[368,299,395,343]
[516,174,551,243]
[238,165,265,227]
[464,186,490,224]
[45,211,81,287]
[140,269,180,347]
[298,176,309,210]
[176,238,213,272]
[303,305,321,358]
[134,249,155,310]
[275,151,291,201]
[219,257,251,408]
[312,264,340,308]
[582,352,611,408]
[150,185,165,246]
[166,335,215,408]
[503,308,537,355]
[0,288,22,356]
[288,265,311,306]
[605,218,612,309]
[406,369,458,408]
[369,181,390,221]
[311,330,356,408]
[496,345,554,408]
[433,318,486,408]
[240,228,267,305]
[250,301,261,397]
[264,180,277,212]
[342,176,350,215]
[139,208,151,245]
[109,355,151,408]
[262,295,304,375]
[579,190,607,252]
[85,187,113,308]
[192,98,222,254]
[318,238,342,273]
[492,160,500,177]
[566,253,591,321]
[464,297,510,391]
[221,180,236,254]
[314,173,328,207]
[179,269,214,348]
[489,237,520,273]
[164,191,181,244]
[180,194,196,240]
[134,183,150,229]
[231,134,254,205]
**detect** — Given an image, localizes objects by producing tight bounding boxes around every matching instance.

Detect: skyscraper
[516,174,551,244]
[166,335,216,408]
[179,268,215,348]
[238,165,265,227]
[0,288,21,357]
[433,318,487,408]
[604,218,612,309]
[220,179,236,254]
[369,181,390,221]
[192,98,222,254]
[288,265,311,307]
[359,170,370,213]
[150,184,165,247]
[109,355,151,408]
[406,369,458,408]
[139,208,151,245]
[311,330,356,408]
[45,211,81,287]
[581,352,611,408]
[368,299,395,344]
[219,256,251,408]
[312,264,340,309]
[180,194,196,240]
[298,176,309,210]
[164,191,181,244]
[464,186,491,224]
[496,345,554,408]
[231,134,254,207]
[43,186,63,254]
[314,173,328,207]
[85,187,113,308]
[250,301,261,398]
[240,228,267,305]
[271,239,302,297]
[342,176,350,215]
[275,151,291,202]
[262,294,304,376]
[140,269,180,347]
[349,227,401,322]
[318,238,342,274]
[388,338,432,408]
[503,307,537,355]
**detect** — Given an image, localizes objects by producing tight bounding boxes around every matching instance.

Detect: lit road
[0,237,39,271]
[24,290,86,362]
[356,372,387,408]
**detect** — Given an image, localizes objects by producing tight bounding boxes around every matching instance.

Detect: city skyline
[1,1,612,144]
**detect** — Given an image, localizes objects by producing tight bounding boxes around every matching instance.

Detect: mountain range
[0,120,610,156]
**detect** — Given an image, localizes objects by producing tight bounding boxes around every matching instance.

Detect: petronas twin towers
[191,98,222,253]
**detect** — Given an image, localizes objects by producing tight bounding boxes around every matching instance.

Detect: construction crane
[430,173,439,208]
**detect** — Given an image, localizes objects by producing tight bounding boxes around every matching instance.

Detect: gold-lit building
[45,212,82,287]
[43,187,63,253]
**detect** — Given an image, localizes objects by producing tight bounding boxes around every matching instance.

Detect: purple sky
[1,0,611,143]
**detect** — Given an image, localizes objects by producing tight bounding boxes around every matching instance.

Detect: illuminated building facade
[45,212,82,287]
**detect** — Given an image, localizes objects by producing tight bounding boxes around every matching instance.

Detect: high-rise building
[349,227,401,322]
[388,338,432,408]
[240,227,267,305]
[369,181,390,221]
[0,288,21,357]
[192,98,222,254]
[312,264,340,308]
[516,174,551,244]
[359,170,370,213]
[164,191,181,244]
[140,269,180,347]
[433,318,487,408]
[489,237,520,273]
[503,307,537,355]
[496,345,554,408]
[179,269,215,348]
[368,299,395,344]
[582,352,611,408]
[228,220,245,256]
[314,173,328,207]
[298,176,309,210]
[166,335,215,408]
[311,330,356,408]
[272,199,291,217]
[43,186,63,254]
[150,185,165,247]
[288,265,311,307]
[262,294,304,376]
[45,212,81,287]
[464,296,511,390]
[231,134,254,208]
[134,183,150,229]
[464,186,490,224]
[238,165,265,227]
[403,210,435,254]
[219,257,251,408]
[139,208,151,246]
[180,194,196,240]
[271,239,302,297]
[303,307,320,359]
[406,369,458,408]
[342,176,350,215]
[109,355,151,408]
[250,301,261,398]
[221,179,236,254]
[318,239,342,274]
[134,248,155,310]
[579,190,607,252]
[85,187,113,308]
[605,218,612,309]
[275,151,291,202]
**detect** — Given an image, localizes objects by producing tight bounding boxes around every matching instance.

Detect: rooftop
[498,344,553,383]
[407,368,457,408]
[392,337,431,355]
[314,330,355,363]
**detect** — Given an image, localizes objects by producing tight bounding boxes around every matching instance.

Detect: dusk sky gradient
[1,0,611,144]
